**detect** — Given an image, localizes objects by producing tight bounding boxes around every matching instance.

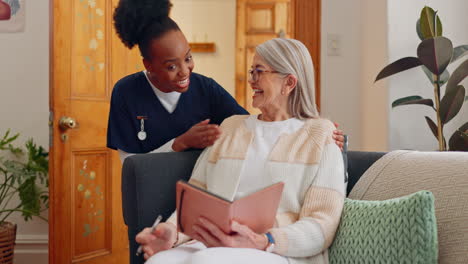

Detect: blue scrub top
[107,72,248,153]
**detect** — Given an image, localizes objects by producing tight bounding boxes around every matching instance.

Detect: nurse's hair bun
[113,0,173,49]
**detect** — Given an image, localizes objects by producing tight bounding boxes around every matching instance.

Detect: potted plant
[0,130,48,263]
[375,6,468,151]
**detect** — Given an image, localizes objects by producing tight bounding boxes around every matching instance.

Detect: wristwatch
[264,232,275,253]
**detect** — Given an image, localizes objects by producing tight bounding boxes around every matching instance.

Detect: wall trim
[16,234,49,245]
[15,234,48,254]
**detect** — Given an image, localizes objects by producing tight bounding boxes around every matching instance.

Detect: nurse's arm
[172,119,221,152]
[117,139,176,163]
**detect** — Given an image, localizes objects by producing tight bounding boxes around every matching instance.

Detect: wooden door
[235,0,321,114]
[49,0,143,263]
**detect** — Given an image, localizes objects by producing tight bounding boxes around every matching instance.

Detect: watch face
[266,243,275,253]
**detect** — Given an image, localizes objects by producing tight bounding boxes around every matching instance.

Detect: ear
[143,58,152,72]
[283,74,297,95]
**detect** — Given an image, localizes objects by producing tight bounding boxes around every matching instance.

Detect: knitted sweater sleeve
[268,137,346,257]
[187,147,211,187]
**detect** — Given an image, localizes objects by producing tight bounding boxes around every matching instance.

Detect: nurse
[107,0,345,162]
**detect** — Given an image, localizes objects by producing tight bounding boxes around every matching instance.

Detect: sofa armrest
[122,150,202,264]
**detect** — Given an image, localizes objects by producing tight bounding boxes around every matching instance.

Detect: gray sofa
[121,150,385,264]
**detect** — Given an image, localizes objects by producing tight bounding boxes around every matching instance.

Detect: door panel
[71,0,108,99]
[247,4,274,33]
[50,0,142,263]
[71,150,111,261]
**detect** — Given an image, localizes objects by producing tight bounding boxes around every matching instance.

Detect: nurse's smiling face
[143,30,194,93]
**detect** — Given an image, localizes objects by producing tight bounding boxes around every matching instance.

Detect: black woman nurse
[107,0,345,162]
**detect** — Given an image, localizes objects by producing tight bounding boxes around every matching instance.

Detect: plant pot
[0,222,16,264]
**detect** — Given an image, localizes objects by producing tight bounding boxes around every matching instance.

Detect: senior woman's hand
[135,222,178,260]
[192,217,268,250]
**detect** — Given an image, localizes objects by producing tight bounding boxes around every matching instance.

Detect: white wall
[321,0,364,150]
[359,0,389,151]
[0,0,49,263]
[171,0,237,95]
[387,0,468,150]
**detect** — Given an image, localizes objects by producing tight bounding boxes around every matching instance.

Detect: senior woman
[136,38,345,264]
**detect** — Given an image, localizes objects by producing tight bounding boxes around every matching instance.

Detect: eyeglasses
[248,68,280,82]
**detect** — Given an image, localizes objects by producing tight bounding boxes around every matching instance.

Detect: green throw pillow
[329,190,438,264]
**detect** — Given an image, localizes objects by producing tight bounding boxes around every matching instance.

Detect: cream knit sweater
[169,115,345,264]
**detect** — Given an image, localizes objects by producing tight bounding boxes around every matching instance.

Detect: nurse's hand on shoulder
[172,119,222,152]
[192,217,268,250]
[135,222,178,260]
[333,122,345,151]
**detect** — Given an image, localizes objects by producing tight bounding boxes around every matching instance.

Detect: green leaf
[422,66,449,85]
[0,129,21,154]
[420,6,443,39]
[424,116,439,140]
[449,122,468,151]
[18,177,41,221]
[440,85,466,124]
[416,19,425,41]
[446,59,468,95]
[451,45,468,64]
[425,116,447,148]
[25,139,48,174]
[392,96,434,108]
[417,37,453,75]
[375,57,422,82]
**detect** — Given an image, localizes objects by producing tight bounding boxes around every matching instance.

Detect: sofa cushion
[329,190,437,264]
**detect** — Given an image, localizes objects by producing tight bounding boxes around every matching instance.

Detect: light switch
[327,34,341,56]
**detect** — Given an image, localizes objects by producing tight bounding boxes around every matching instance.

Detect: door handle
[59,116,77,130]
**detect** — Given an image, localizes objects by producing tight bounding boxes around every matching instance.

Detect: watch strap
[264,232,275,252]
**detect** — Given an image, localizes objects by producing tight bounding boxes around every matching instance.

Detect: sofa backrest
[122,150,202,264]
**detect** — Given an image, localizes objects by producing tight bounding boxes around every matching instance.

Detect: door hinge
[49,111,53,148]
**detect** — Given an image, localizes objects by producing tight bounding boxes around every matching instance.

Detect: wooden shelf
[189,42,216,53]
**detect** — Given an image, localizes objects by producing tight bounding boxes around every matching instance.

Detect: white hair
[255,38,319,119]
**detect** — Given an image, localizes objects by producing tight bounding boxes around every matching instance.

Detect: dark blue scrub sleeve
[208,78,248,125]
